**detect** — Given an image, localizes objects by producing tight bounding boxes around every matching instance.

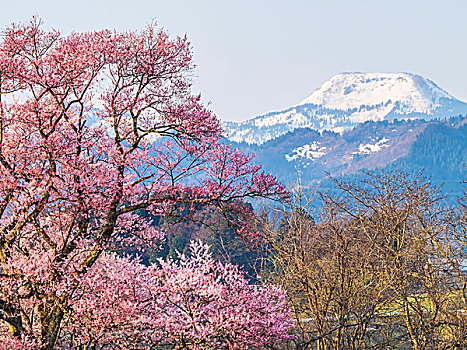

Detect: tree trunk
[38,303,64,350]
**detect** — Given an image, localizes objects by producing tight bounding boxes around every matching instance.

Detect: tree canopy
[0,18,291,349]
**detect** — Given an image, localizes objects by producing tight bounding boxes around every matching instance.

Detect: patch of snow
[285,141,327,162]
[329,126,346,134]
[347,104,395,123]
[252,109,308,128]
[354,137,389,155]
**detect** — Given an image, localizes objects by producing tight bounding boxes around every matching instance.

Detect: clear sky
[1,0,466,121]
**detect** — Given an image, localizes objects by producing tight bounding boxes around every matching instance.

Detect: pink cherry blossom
[58,242,293,349]
[0,17,291,349]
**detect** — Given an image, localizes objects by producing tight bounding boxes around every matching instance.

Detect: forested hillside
[392,120,467,193]
[228,116,467,199]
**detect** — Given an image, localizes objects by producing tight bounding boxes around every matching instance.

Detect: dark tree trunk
[39,303,64,350]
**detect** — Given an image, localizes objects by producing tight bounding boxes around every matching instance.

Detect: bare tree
[260,170,467,349]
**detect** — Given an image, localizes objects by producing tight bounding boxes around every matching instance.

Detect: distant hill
[227,116,466,199]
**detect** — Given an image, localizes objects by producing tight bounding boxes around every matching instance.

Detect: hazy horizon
[1,0,466,121]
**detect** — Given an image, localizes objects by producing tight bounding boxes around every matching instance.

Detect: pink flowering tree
[0,18,291,349]
[58,241,293,349]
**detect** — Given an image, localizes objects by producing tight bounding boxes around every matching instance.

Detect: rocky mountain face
[223,72,467,145]
[222,73,467,197]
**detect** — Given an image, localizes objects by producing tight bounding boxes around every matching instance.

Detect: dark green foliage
[392,122,467,193]
[150,206,261,279]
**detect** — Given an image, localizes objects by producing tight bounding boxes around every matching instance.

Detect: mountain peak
[223,72,467,144]
[297,72,454,113]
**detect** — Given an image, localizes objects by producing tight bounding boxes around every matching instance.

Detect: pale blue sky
[1,1,466,121]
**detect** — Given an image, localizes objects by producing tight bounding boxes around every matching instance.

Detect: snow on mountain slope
[354,137,390,155]
[298,72,453,112]
[223,72,467,144]
[285,141,327,162]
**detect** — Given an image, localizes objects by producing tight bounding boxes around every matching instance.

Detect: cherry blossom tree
[58,241,293,349]
[0,18,290,349]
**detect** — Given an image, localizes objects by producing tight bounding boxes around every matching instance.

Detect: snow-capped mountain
[297,72,453,112]
[223,72,467,144]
